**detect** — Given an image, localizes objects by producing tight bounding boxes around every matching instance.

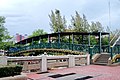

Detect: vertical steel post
[99,32,102,53]
[118,45,120,54]
[88,34,91,47]
[32,38,33,45]
[72,34,74,51]
[25,40,27,50]
[58,33,60,48]
[48,35,50,48]
[69,35,70,50]
[39,37,41,43]
[110,46,113,60]
[108,33,110,53]
[26,40,27,44]
[89,47,93,59]
[31,38,34,49]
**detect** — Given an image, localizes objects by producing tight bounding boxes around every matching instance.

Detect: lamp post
[108,0,111,29]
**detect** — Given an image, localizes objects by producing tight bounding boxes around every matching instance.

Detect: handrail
[112,35,120,47]
[110,30,120,44]
[8,43,89,53]
[110,30,120,47]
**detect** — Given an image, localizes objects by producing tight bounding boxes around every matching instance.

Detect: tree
[90,21,104,32]
[71,11,90,32]
[71,11,90,44]
[0,16,13,50]
[71,11,83,32]
[90,22,97,32]
[29,29,47,44]
[106,26,111,33]
[82,14,90,32]
[29,29,47,38]
[49,9,67,32]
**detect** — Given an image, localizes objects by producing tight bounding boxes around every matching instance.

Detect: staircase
[94,53,110,65]
[93,30,120,65]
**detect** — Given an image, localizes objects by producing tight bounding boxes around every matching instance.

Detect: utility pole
[108,0,111,29]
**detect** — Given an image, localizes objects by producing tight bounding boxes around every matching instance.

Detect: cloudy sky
[0,0,120,36]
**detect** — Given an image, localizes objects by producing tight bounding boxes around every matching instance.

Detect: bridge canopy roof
[16,32,109,45]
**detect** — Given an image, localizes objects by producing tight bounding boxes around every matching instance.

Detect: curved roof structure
[16,32,109,45]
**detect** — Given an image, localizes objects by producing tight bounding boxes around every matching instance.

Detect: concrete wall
[0,56,7,66]
[7,55,90,72]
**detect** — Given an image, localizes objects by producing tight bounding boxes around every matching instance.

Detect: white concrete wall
[68,55,75,67]
[7,54,90,72]
[41,55,47,72]
[0,56,7,66]
[87,54,90,65]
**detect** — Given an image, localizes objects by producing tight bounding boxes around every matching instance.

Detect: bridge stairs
[92,30,120,65]
[93,53,110,65]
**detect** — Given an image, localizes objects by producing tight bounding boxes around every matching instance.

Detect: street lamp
[108,0,111,29]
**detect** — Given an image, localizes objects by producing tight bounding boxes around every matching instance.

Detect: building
[15,33,28,43]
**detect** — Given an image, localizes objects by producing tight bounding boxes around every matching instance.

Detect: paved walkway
[27,65,120,80]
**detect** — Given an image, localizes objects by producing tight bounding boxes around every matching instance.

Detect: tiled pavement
[27,65,120,80]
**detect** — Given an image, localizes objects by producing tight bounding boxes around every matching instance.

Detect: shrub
[0,65,22,78]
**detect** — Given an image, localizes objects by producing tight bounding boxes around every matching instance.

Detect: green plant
[0,65,22,78]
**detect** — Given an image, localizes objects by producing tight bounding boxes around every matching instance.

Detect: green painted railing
[110,45,120,60]
[89,44,120,62]
[8,43,89,53]
[88,45,110,59]
[9,42,116,60]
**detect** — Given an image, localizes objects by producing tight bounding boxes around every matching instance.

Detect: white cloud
[0,0,120,35]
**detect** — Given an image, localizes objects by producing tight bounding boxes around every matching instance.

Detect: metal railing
[8,43,89,54]
[110,30,120,62]
[110,30,120,45]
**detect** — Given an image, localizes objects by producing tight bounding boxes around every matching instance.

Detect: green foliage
[90,36,97,45]
[29,29,47,44]
[0,16,13,50]
[70,11,105,45]
[49,9,67,32]
[71,12,90,32]
[0,16,8,41]
[29,29,47,38]
[102,36,109,45]
[71,11,104,33]
[0,65,22,78]
[48,10,107,45]
[90,22,104,32]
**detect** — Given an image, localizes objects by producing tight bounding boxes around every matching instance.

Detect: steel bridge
[7,32,120,64]
[8,32,110,55]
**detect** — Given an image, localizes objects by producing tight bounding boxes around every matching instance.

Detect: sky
[0,0,120,36]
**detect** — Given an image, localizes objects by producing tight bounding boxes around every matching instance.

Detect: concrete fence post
[23,61,28,72]
[68,55,75,67]
[41,55,47,72]
[87,54,90,65]
[0,56,7,66]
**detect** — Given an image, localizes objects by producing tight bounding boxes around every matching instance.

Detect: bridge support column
[41,55,47,72]
[68,55,75,67]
